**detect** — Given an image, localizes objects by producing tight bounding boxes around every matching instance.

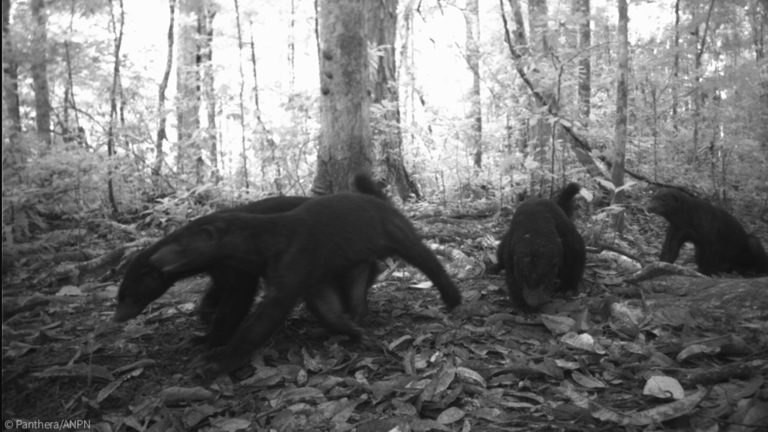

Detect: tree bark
[527,0,554,192]
[233,0,249,189]
[106,0,125,214]
[752,0,768,149]
[574,0,591,130]
[2,0,20,144]
[367,0,418,200]
[464,0,482,169]
[200,4,218,183]
[30,0,51,147]
[154,0,176,186]
[313,0,372,194]
[671,0,680,132]
[612,0,628,233]
[176,0,202,181]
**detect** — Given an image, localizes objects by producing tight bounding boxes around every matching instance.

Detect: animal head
[113,217,226,322]
[113,249,171,322]
[647,188,685,218]
[513,234,563,309]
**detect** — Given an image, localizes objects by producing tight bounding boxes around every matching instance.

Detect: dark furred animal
[115,173,385,346]
[648,188,768,276]
[148,193,462,372]
[496,183,585,309]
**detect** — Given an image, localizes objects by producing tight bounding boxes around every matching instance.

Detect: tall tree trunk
[2,0,20,145]
[464,0,482,169]
[248,19,280,192]
[288,0,296,92]
[176,0,202,182]
[752,0,767,149]
[367,0,418,199]
[106,0,125,214]
[691,0,716,163]
[313,0,371,194]
[612,0,628,233]
[400,0,417,153]
[233,0,249,189]
[527,0,555,193]
[30,0,51,147]
[504,0,530,156]
[671,0,680,133]
[200,4,218,183]
[155,0,176,187]
[574,0,591,130]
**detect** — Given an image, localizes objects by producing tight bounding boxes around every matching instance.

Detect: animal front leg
[660,226,688,264]
[202,276,300,374]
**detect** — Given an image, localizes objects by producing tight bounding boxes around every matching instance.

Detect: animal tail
[352,173,388,201]
[556,182,581,219]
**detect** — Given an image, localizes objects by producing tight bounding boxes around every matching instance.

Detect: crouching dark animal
[496,183,586,310]
[647,188,768,276]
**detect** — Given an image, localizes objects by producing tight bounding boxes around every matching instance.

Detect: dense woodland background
[2,0,767,234]
[2,0,768,430]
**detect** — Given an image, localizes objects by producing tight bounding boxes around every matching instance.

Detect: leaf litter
[2,203,767,431]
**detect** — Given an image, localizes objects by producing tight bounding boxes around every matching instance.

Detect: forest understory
[2,198,767,432]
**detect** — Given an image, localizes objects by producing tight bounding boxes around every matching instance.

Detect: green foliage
[2,138,105,241]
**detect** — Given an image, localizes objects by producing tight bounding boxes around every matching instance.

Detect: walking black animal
[146,192,462,373]
[496,183,585,310]
[115,175,384,347]
[647,188,768,276]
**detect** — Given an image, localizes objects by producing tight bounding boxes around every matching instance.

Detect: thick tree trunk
[176,0,202,181]
[367,0,418,200]
[527,0,554,192]
[2,0,20,144]
[30,0,51,147]
[313,0,372,194]
[612,0,628,233]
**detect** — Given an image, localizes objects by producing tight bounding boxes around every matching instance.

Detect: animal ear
[149,244,190,274]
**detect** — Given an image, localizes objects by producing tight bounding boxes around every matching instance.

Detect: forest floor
[2,200,768,432]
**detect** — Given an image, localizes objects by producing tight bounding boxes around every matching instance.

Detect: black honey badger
[648,188,768,276]
[496,183,585,310]
[115,174,385,347]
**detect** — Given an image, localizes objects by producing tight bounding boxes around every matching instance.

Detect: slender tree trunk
[2,0,20,144]
[155,0,176,186]
[400,0,417,152]
[313,0,371,194]
[691,0,716,163]
[30,0,51,146]
[248,19,281,192]
[106,0,125,214]
[752,0,767,149]
[200,5,218,183]
[671,0,680,133]
[288,0,296,92]
[612,0,628,233]
[233,0,249,189]
[574,0,590,130]
[464,0,482,169]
